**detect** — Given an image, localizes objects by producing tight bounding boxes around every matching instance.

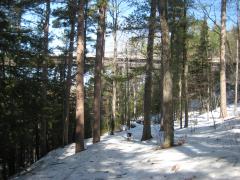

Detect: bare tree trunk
[220,0,228,118]
[93,1,106,143]
[179,75,183,128]
[75,0,85,153]
[158,0,174,148]
[133,81,137,120]
[141,0,156,141]
[234,38,239,115]
[183,62,188,128]
[41,0,50,156]
[110,0,118,135]
[234,0,240,116]
[111,77,116,135]
[84,0,89,67]
[207,42,210,121]
[126,57,130,129]
[160,59,164,130]
[123,67,127,126]
[63,0,76,146]
[36,60,41,160]
[182,1,189,128]
[207,76,210,120]
[177,1,188,128]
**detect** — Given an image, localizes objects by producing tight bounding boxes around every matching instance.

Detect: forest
[0,0,240,179]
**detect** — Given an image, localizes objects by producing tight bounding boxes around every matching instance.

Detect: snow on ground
[13,105,240,180]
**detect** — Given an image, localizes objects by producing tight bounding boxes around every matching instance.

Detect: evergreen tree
[75,0,85,152]
[220,0,228,118]
[158,0,174,147]
[93,0,107,143]
[41,0,50,157]
[141,0,157,141]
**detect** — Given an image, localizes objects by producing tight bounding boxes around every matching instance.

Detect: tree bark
[133,81,137,120]
[183,59,189,128]
[160,56,164,130]
[111,0,118,135]
[126,57,130,129]
[84,0,89,68]
[75,0,85,153]
[93,1,106,143]
[41,0,50,156]
[158,0,174,147]
[179,75,183,129]
[234,0,240,116]
[141,0,156,141]
[182,1,189,128]
[220,0,228,118]
[63,0,77,146]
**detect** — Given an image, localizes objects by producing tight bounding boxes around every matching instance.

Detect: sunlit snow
[13,105,240,180]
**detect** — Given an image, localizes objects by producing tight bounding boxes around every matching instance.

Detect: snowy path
[13,106,240,180]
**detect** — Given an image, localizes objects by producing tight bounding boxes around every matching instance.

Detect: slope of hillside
[13,105,240,180]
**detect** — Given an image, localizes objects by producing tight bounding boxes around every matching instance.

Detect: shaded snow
[13,105,240,180]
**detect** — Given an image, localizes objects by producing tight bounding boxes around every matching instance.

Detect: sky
[22,0,239,56]
[191,0,237,29]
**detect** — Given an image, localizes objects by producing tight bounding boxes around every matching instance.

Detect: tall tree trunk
[220,0,228,118]
[133,81,137,120]
[234,0,240,115]
[141,0,156,141]
[123,67,127,126]
[111,77,116,135]
[179,75,183,128]
[41,0,50,156]
[182,1,189,128]
[183,58,189,128]
[36,59,41,160]
[206,94,210,120]
[160,58,164,130]
[158,0,174,147]
[111,0,118,135]
[206,28,210,121]
[93,1,106,143]
[75,0,85,153]
[84,0,89,70]
[126,57,130,129]
[63,0,77,146]
[119,68,126,126]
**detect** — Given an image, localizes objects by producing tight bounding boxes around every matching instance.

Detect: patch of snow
[13,104,240,180]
